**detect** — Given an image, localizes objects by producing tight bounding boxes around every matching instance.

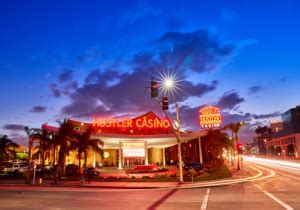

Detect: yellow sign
[199,106,222,128]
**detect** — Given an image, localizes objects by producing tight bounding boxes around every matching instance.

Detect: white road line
[255,184,293,210]
[200,188,210,210]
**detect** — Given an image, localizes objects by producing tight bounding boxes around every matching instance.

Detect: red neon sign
[92,117,171,129]
[199,106,222,129]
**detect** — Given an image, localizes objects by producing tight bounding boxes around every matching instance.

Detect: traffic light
[237,143,243,154]
[150,77,159,98]
[162,96,169,110]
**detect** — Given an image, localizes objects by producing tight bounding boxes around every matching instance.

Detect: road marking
[255,184,293,210]
[200,188,210,210]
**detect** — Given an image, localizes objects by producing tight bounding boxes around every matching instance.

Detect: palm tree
[50,134,60,168]
[0,135,19,162]
[224,122,245,170]
[71,127,103,175]
[32,129,52,169]
[56,119,76,176]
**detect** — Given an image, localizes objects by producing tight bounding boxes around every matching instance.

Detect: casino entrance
[123,157,145,166]
[118,141,148,168]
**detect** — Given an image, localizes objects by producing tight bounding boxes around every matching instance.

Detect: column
[198,137,203,164]
[145,141,148,165]
[162,147,166,166]
[118,140,122,169]
[93,150,96,167]
[294,144,299,158]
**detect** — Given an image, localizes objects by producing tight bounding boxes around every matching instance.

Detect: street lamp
[148,76,184,182]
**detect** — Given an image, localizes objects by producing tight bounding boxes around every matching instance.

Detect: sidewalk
[82,181,181,189]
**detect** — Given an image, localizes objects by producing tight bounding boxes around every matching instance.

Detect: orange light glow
[199,106,222,128]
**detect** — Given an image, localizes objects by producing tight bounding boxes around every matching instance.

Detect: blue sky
[0,0,300,144]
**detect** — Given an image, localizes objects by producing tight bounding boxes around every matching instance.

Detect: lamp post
[147,77,184,182]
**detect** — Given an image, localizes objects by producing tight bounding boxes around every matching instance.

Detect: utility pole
[175,103,183,183]
[147,77,184,182]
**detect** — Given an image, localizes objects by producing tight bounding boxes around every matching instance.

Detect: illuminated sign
[123,148,145,157]
[92,117,170,129]
[199,106,222,129]
[123,142,145,157]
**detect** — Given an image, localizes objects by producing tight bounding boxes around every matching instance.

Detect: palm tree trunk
[84,151,87,175]
[78,152,82,175]
[42,150,45,169]
[53,145,56,167]
[235,134,240,170]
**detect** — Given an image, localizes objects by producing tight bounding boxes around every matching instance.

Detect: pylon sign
[199,106,222,129]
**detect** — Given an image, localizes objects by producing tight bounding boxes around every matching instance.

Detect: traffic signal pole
[146,86,184,182]
[236,135,240,170]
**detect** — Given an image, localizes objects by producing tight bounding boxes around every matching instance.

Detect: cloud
[9,133,27,145]
[216,90,245,110]
[59,28,237,118]
[50,69,79,98]
[120,2,161,26]
[156,30,236,73]
[29,106,47,113]
[58,69,74,83]
[248,85,263,95]
[3,124,25,131]
[49,83,61,98]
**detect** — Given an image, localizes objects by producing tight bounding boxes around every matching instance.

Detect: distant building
[263,106,300,158]
[270,120,283,134]
[281,106,300,135]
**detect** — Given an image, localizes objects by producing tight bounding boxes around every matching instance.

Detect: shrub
[105,176,117,181]
[65,164,79,176]
[169,174,177,179]
[154,174,168,180]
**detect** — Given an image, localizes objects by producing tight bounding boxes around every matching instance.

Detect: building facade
[42,111,206,168]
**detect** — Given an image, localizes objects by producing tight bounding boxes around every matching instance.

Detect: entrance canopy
[91,131,207,149]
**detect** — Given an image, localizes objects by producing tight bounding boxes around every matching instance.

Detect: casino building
[42,111,207,168]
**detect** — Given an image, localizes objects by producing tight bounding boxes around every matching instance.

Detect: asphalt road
[0,158,300,210]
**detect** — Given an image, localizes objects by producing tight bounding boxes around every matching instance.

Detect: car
[0,162,13,173]
[86,167,100,176]
[3,163,28,174]
[183,162,206,172]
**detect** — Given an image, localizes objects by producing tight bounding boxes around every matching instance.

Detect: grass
[192,163,232,182]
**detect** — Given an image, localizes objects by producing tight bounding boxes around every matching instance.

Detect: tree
[224,122,245,170]
[32,129,53,169]
[25,126,47,182]
[0,135,19,162]
[71,127,103,175]
[202,129,232,165]
[56,119,76,176]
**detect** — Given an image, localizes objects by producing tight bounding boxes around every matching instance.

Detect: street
[0,159,300,210]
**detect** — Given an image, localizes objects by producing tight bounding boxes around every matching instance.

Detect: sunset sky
[1,0,300,144]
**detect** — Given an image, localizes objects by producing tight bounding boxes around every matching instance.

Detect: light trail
[243,156,300,173]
